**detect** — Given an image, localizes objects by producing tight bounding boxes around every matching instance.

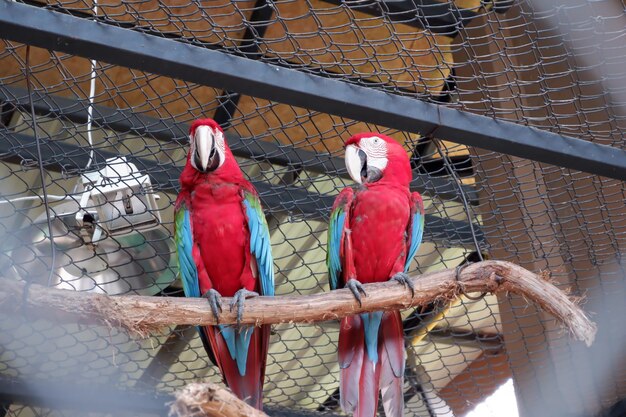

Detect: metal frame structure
[1,2,625,416]
[0,85,476,202]
[0,127,484,247]
[2,2,626,181]
[320,0,507,36]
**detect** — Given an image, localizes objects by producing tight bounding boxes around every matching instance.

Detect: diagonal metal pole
[1,2,625,181]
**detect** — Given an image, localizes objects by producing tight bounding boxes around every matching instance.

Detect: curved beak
[193,126,219,173]
[345,144,367,184]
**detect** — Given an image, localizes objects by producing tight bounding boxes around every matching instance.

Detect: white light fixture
[7,156,175,296]
[75,156,162,243]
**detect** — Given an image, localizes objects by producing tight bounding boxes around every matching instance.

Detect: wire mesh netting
[0,1,625,417]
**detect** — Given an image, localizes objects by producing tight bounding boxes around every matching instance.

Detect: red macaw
[327,133,425,417]
[174,118,273,409]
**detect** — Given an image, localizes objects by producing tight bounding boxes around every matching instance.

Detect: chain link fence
[0,1,625,416]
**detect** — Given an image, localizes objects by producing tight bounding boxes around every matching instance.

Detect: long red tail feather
[380,311,405,417]
[339,316,364,413]
[204,324,270,409]
[338,311,405,417]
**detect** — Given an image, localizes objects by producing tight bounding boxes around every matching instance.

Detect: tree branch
[0,261,596,346]
[169,382,268,417]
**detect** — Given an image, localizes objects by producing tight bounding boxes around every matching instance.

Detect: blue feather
[248,205,258,241]
[327,210,346,290]
[404,212,424,273]
[217,324,254,377]
[361,311,383,363]
[243,195,274,297]
[176,208,200,298]
[255,231,263,259]
[236,326,254,376]
[260,234,268,265]
[219,325,237,361]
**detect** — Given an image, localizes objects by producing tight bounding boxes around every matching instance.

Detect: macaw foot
[391,272,415,297]
[230,289,259,327]
[202,289,223,324]
[345,279,367,307]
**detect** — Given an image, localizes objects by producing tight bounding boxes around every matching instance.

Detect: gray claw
[230,289,259,326]
[345,279,367,306]
[392,272,415,297]
[202,289,223,323]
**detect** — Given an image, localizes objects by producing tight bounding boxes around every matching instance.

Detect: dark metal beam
[321,0,480,37]
[0,377,171,415]
[1,2,624,181]
[0,127,484,247]
[0,83,478,202]
[426,327,504,350]
[0,102,15,127]
[0,128,324,214]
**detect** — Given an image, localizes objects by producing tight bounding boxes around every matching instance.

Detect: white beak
[345,144,364,184]
[194,125,214,172]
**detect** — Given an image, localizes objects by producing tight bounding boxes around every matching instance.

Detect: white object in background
[75,156,161,242]
[6,156,174,296]
[465,378,519,417]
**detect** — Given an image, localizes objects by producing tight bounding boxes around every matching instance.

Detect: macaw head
[344,133,411,186]
[188,118,227,174]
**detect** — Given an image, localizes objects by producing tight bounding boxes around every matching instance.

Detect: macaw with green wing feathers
[174,118,273,409]
[327,133,425,417]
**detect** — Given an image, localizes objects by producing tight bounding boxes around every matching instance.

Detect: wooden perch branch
[169,382,268,417]
[0,261,596,346]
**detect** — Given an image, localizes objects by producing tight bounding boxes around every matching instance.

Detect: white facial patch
[213,128,226,169]
[359,136,388,172]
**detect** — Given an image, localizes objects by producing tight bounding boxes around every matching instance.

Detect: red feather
[382,311,405,378]
[334,133,418,417]
[380,311,405,417]
[177,119,270,409]
[355,348,382,417]
[338,312,405,417]
[340,316,364,413]
[338,316,361,369]
[380,349,404,417]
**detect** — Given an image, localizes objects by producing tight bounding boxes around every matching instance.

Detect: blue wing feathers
[249,211,257,240]
[327,209,346,291]
[243,194,274,297]
[404,209,424,273]
[176,207,200,298]
[218,325,253,377]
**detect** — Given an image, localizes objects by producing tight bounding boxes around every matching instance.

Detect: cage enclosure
[0,1,625,417]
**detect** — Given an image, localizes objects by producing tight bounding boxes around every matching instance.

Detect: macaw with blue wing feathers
[327,133,425,417]
[174,118,273,409]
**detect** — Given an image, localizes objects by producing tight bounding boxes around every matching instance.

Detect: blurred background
[0,0,625,416]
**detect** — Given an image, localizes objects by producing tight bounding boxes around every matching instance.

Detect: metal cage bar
[1,2,626,181]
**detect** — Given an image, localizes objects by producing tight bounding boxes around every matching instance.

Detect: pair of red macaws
[175,119,424,417]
